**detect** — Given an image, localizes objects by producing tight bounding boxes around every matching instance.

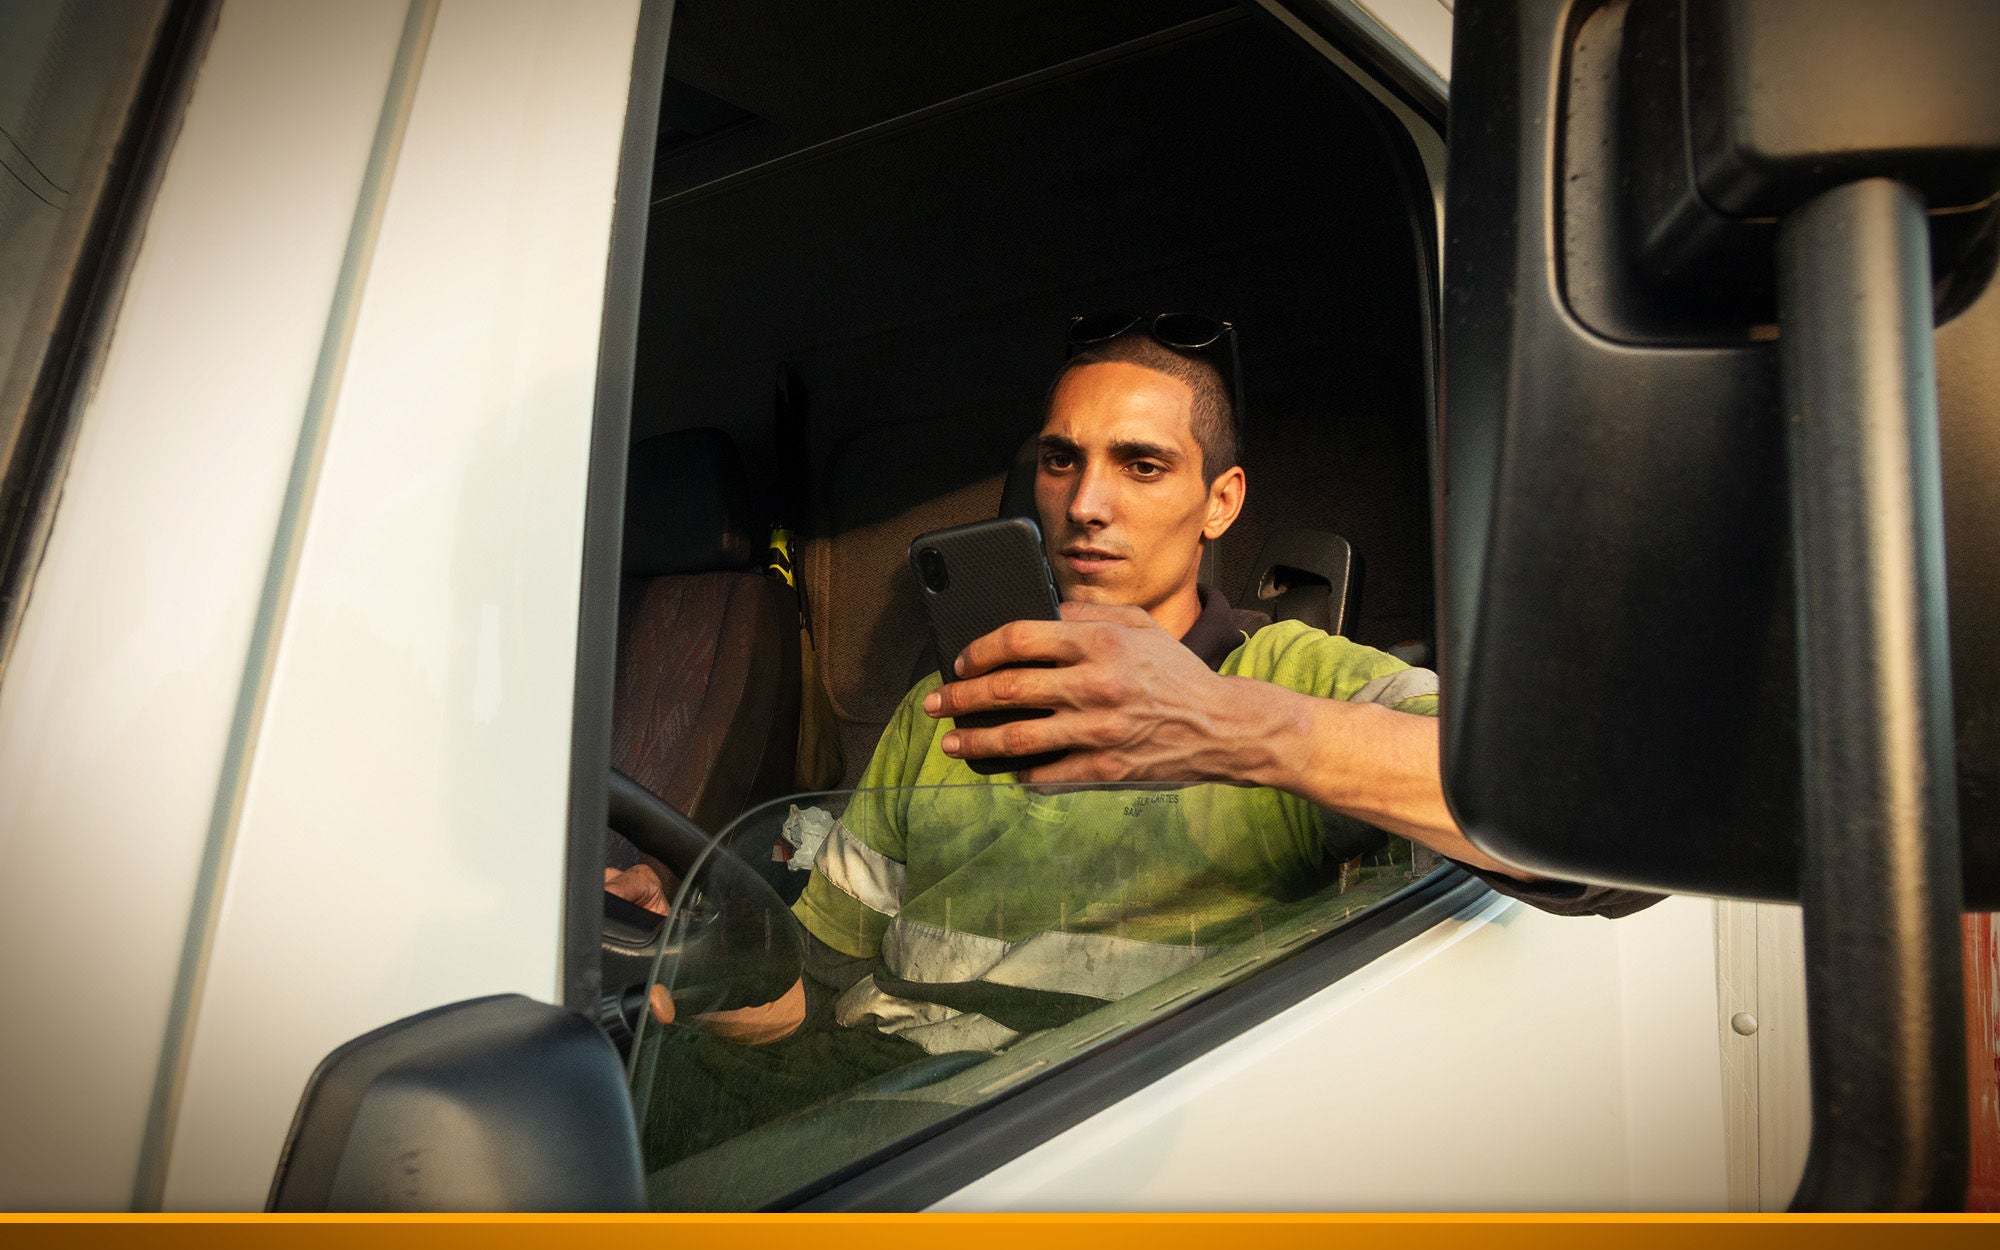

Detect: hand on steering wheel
[604,863,672,915]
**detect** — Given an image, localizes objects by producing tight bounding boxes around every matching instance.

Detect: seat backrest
[1244,528,1356,636]
[803,411,1036,785]
[612,428,799,841]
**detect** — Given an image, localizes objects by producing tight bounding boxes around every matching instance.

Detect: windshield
[626,781,1437,1211]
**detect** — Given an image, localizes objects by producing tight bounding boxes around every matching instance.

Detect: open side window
[593,0,1471,1211]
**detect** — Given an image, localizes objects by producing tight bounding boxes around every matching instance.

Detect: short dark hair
[1046,331,1239,483]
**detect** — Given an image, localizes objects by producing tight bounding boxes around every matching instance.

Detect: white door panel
[160,0,642,1210]
[0,0,409,1210]
[935,894,1728,1210]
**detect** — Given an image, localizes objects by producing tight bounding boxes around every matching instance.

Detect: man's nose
[1066,462,1115,527]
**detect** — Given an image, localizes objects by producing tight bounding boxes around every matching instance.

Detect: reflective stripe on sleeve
[883,919,1212,1002]
[1353,667,1440,707]
[833,973,956,1033]
[815,818,906,915]
[882,920,1006,982]
[984,929,1209,1000]
[832,975,1022,1054]
[896,1011,1020,1055]
[795,870,892,957]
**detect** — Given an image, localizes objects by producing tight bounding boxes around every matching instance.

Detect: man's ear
[1202,465,1246,540]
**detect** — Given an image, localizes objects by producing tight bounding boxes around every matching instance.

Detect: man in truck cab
[792,315,1653,1026]
[634,316,1654,1165]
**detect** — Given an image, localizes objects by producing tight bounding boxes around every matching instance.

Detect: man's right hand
[922,601,1252,785]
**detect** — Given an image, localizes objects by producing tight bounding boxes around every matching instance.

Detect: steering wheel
[607,767,714,876]
[600,769,802,1051]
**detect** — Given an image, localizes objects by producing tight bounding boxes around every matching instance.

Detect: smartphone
[909,516,1065,775]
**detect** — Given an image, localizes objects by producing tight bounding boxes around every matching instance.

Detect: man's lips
[1059,547,1124,574]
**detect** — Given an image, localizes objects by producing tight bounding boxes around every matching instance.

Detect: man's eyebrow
[1109,438,1182,465]
[1035,433,1183,465]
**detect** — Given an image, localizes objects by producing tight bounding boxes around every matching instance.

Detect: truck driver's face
[1035,361,1244,631]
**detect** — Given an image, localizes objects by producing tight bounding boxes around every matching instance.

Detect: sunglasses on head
[1065,312,1245,431]
[1067,311,1234,352]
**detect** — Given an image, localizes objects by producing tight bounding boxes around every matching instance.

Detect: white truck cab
[0,0,1990,1213]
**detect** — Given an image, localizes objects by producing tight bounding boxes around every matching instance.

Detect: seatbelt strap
[774,363,843,790]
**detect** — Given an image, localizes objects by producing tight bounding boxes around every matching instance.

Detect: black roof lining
[654,0,1241,201]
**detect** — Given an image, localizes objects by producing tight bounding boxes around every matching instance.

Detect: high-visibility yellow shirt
[791,619,1438,1053]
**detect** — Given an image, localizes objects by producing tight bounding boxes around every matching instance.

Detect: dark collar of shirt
[1179,584,1272,671]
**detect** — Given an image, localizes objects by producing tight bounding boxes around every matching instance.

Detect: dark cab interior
[583,2,1448,1204]
[613,0,1441,819]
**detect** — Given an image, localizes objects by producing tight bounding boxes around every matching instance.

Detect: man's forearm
[1219,676,1530,879]
[930,604,1533,880]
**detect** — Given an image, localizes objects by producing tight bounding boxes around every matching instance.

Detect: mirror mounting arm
[1778,176,1968,1213]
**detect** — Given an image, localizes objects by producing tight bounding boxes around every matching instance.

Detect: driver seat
[611,428,800,848]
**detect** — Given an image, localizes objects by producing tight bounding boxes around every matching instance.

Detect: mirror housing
[268,994,644,1211]
[1440,0,2000,905]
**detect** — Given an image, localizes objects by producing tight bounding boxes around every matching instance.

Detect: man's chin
[1056,581,1130,607]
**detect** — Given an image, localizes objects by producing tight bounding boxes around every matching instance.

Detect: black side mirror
[1442,0,2000,1212]
[1441,0,2000,908]
[269,995,644,1211]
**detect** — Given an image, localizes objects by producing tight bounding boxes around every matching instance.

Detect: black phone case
[909,516,1065,775]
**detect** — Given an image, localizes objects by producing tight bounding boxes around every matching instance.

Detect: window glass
[628,782,1436,1211]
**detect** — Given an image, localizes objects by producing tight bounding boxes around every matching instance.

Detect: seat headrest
[998,437,1039,521]
[622,428,760,577]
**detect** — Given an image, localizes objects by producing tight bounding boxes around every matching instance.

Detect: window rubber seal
[1249,0,1448,129]
[562,0,676,1011]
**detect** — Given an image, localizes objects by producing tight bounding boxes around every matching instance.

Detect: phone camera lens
[918,547,950,592]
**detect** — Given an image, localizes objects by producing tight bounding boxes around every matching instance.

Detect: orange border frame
[5,1214,2000,1250]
